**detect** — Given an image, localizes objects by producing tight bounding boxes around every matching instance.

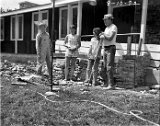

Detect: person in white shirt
[100,14,118,89]
[85,27,102,86]
[64,25,81,81]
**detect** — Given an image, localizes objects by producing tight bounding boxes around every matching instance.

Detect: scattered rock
[149,89,159,94]
[150,85,160,90]
[11,81,27,86]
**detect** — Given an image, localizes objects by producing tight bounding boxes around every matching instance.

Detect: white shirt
[103,24,117,47]
[65,34,80,57]
[90,37,102,59]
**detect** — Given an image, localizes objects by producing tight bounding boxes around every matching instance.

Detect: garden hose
[31,89,160,126]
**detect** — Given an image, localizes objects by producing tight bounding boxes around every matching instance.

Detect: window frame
[10,14,24,41]
[31,10,49,40]
[17,15,24,40]
[11,16,16,41]
[59,7,68,39]
[0,18,4,41]
[59,5,78,39]
[71,5,78,32]
[32,11,39,40]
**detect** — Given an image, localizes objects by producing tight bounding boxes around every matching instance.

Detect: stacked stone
[116,54,150,88]
[134,55,150,86]
[116,59,135,89]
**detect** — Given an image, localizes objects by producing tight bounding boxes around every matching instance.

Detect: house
[0,0,160,85]
[1,0,140,54]
[0,0,160,59]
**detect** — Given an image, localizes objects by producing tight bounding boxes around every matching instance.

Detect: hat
[70,24,76,29]
[34,20,48,28]
[103,14,114,20]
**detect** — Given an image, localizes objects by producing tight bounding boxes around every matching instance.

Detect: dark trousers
[103,45,116,86]
[65,57,77,80]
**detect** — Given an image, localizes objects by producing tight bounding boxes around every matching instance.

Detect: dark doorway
[113,6,135,43]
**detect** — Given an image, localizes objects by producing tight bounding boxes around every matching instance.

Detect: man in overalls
[35,22,51,79]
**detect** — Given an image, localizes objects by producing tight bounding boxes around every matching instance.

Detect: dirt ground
[0,61,160,126]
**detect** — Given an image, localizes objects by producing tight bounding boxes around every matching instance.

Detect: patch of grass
[1,78,159,126]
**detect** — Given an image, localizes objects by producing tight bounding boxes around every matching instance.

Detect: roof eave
[0,0,96,17]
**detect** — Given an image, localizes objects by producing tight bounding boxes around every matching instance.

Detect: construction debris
[0,59,87,86]
[1,58,159,95]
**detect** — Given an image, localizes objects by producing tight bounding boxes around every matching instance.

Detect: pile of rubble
[0,59,88,86]
[1,58,159,94]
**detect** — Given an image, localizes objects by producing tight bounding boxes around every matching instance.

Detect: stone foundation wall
[115,53,151,88]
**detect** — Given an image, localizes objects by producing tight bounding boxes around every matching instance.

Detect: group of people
[35,14,117,90]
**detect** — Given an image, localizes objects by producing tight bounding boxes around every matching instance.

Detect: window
[72,6,78,28]
[59,8,68,38]
[1,18,4,41]
[59,5,78,39]
[11,16,16,40]
[32,10,48,40]
[11,15,23,40]
[18,15,23,39]
[32,12,39,39]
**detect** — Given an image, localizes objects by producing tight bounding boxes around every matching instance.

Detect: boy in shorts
[85,27,102,86]
[64,25,81,81]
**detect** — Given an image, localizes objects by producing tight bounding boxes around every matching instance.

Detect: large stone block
[145,68,160,85]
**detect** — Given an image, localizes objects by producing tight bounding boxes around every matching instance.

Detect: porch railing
[81,33,141,55]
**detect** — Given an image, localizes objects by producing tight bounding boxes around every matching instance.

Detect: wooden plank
[56,44,160,60]
[55,40,160,60]
[56,40,160,53]
[116,43,160,53]
[127,36,132,55]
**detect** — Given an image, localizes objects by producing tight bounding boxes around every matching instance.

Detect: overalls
[36,32,51,77]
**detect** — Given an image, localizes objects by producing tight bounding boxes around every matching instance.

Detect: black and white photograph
[0,0,160,125]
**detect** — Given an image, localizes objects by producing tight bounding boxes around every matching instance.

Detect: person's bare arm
[48,34,52,52]
[95,39,102,58]
[64,35,69,48]
[36,34,42,55]
[100,31,116,41]
[88,45,92,55]
[76,35,81,49]
[104,31,116,41]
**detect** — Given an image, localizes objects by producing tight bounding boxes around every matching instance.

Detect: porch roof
[0,0,96,17]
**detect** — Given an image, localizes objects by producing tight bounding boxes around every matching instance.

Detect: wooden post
[15,15,18,54]
[67,4,72,34]
[107,0,113,14]
[127,26,134,55]
[137,0,148,55]
[50,0,55,89]
[127,36,132,55]
[51,0,55,52]
[77,1,82,35]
